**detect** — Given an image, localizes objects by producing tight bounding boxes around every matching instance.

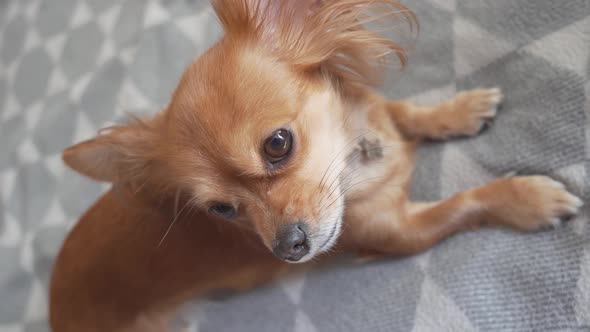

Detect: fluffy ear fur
[212,0,417,88]
[62,116,160,183]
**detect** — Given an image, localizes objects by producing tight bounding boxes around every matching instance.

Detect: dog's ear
[62,116,159,183]
[213,0,417,88]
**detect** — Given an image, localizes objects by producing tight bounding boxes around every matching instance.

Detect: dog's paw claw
[487,87,503,104]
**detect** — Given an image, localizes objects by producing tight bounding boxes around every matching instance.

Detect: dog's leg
[385,88,503,140]
[344,176,582,256]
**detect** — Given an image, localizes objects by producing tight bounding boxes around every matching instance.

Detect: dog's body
[49,0,582,331]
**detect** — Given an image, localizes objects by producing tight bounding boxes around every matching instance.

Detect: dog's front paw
[494,176,583,231]
[450,87,503,136]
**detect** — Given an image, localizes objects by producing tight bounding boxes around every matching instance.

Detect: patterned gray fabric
[0,0,588,331]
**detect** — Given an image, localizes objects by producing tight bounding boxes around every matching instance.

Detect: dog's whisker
[319,143,401,205]
[319,129,402,200]
[320,177,385,217]
[157,197,196,248]
[318,160,367,212]
[318,157,390,213]
[318,131,369,191]
[132,177,152,196]
[339,176,403,204]
[317,173,401,221]
[337,161,386,189]
[319,149,371,203]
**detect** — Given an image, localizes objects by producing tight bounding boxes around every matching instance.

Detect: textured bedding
[0,0,588,331]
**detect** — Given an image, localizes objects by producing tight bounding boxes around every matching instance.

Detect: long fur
[213,0,417,87]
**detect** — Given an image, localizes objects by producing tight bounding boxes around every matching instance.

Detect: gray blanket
[0,0,588,331]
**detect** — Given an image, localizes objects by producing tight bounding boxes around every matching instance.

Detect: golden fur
[50,0,582,331]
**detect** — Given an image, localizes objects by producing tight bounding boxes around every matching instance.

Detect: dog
[49,0,583,331]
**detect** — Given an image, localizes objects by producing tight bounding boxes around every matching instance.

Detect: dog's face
[163,42,348,262]
[62,0,413,263]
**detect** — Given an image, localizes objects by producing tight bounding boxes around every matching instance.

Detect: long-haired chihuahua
[49,0,583,331]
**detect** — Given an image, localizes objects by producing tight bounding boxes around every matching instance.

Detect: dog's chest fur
[340,109,393,199]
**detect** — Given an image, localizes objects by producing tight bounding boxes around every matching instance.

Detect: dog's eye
[208,203,237,219]
[263,129,292,163]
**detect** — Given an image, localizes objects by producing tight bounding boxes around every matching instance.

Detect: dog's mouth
[269,180,347,264]
[281,201,344,264]
[317,219,341,253]
[280,220,341,264]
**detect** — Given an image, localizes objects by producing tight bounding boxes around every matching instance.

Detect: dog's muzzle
[272,222,310,262]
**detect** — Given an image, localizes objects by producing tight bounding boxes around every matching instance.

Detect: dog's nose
[273,223,309,262]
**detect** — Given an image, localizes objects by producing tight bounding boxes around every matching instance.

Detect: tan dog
[49,0,583,331]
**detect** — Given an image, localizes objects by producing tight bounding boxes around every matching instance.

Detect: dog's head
[63,0,414,263]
